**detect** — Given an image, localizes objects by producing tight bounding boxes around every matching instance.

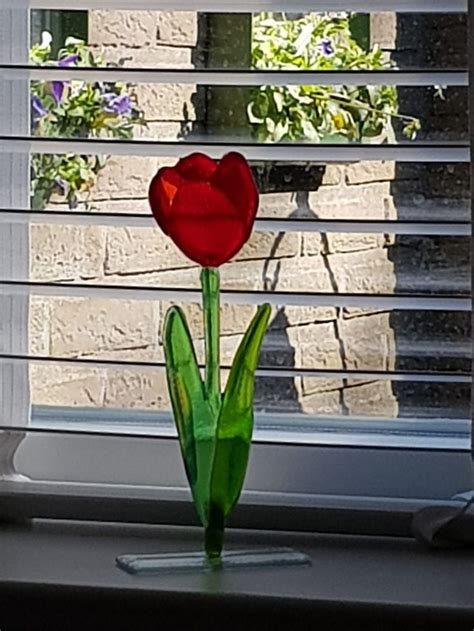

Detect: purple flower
[54,177,68,195]
[51,81,64,103]
[103,93,132,116]
[51,56,79,103]
[320,38,335,57]
[31,95,47,118]
[58,54,79,67]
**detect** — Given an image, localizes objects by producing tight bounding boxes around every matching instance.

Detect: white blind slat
[0,211,470,236]
[0,137,469,163]
[4,0,468,12]
[0,281,470,311]
[0,356,470,384]
[0,66,468,87]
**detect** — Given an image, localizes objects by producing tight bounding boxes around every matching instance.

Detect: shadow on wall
[179,11,471,422]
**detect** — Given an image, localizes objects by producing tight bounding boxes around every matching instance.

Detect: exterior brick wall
[29,11,468,421]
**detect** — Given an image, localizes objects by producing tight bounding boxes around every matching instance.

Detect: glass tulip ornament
[116,152,310,573]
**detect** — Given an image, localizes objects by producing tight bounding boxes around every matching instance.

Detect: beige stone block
[327,249,396,295]
[89,10,158,47]
[371,13,398,50]
[326,233,385,254]
[321,165,344,186]
[301,377,344,395]
[308,182,395,220]
[136,84,197,121]
[156,12,197,46]
[97,45,193,68]
[104,370,169,410]
[259,256,334,293]
[283,306,337,326]
[30,225,106,281]
[50,298,159,358]
[342,307,390,320]
[302,233,323,256]
[29,299,50,356]
[343,381,398,417]
[236,231,299,261]
[135,121,183,141]
[345,161,396,185]
[258,192,296,219]
[104,227,193,276]
[341,312,396,372]
[300,389,342,416]
[287,322,344,371]
[30,364,105,407]
[92,157,160,201]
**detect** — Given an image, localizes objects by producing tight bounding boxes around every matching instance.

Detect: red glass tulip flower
[117,151,309,572]
[148,152,258,267]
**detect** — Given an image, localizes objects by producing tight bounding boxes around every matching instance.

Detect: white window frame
[0,7,31,481]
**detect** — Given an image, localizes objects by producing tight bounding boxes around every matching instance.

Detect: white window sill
[0,520,473,631]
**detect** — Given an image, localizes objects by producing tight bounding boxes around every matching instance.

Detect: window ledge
[0,520,473,631]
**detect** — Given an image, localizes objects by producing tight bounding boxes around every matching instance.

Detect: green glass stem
[204,503,225,562]
[200,267,221,418]
[200,267,223,560]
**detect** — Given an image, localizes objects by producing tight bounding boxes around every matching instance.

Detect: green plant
[249,13,421,143]
[30,32,145,209]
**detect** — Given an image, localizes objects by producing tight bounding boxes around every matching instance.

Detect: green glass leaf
[209,303,272,522]
[163,306,217,526]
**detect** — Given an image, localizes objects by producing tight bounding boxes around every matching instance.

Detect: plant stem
[318,92,419,124]
[200,267,221,417]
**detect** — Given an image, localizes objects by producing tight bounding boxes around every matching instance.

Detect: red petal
[148,167,183,236]
[175,152,218,182]
[167,182,248,267]
[211,152,259,236]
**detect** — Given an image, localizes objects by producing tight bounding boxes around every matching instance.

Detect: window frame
[0,2,472,534]
[0,7,31,480]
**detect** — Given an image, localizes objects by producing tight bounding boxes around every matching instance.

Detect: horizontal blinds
[0,3,471,447]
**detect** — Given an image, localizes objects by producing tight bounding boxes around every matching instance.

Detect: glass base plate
[116,547,311,575]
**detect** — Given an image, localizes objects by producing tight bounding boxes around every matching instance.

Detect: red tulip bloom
[148,152,258,267]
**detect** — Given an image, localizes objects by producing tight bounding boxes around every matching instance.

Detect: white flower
[39,31,52,50]
[65,36,84,46]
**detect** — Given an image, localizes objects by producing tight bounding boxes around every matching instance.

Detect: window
[0,0,471,533]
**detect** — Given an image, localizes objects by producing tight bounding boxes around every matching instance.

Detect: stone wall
[28,11,469,421]
[30,162,400,418]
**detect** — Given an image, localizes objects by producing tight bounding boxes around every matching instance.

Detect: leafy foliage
[30,32,145,209]
[249,13,421,143]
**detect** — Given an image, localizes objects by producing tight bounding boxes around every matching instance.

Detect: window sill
[0,520,473,631]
